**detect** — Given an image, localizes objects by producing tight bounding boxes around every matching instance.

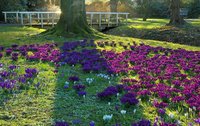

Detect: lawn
[0,26,200,126]
[106,18,200,46]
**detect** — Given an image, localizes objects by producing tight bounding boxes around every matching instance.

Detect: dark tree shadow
[52,40,145,125]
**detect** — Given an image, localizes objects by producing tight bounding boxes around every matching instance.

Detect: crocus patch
[0,39,199,125]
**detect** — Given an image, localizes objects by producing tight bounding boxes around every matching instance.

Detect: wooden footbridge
[2,11,129,30]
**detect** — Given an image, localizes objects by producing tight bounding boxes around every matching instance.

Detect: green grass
[107,18,200,47]
[126,18,200,29]
[126,18,169,29]
[0,25,199,125]
[0,26,200,51]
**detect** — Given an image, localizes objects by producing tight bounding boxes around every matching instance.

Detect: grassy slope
[0,26,200,51]
[0,26,200,126]
[106,18,200,46]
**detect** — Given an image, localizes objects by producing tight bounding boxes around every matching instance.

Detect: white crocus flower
[86,78,94,84]
[65,81,69,85]
[169,113,174,118]
[120,110,126,115]
[103,114,113,121]
[184,113,188,117]
[97,74,110,80]
[133,109,137,114]
[177,120,181,125]
[189,108,192,112]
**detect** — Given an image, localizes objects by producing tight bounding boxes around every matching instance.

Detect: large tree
[136,0,152,21]
[109,0,134,12]
[51,0,93,36]
[168,0,185,25]
[110,0,119,12]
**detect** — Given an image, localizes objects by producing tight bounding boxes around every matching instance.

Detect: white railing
[2,11,129,28]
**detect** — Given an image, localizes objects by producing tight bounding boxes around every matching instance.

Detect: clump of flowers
[120,110,127,115]
[97,73,110,79]
[0,53,3,59]
[132,119,151,126]
[97,86,118,100]
[68,76,80,82]
[0,63,38,90]
[9,65,17,70]
[0,46,4,51]
[103,114,113,121]
[77,91,87,97]
[11,52,19,61]
[153,101,168,109]
[24,68,38,78]
[89,121,95,126]
[120,92,139,107]
[194,118,200,124]
[55,121,69,126]
[73,84,85,91]
[64,81,69,89]
[73,84,87,97]
[5,48,12,56]
[86,78,94,84]
[158,108,166,116]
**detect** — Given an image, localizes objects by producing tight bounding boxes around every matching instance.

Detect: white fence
[2,11,129,28]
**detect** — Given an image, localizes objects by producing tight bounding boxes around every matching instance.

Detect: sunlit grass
[126,18,200,29]
[127,18,169,29]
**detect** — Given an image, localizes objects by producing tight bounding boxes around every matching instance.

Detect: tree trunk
[168,0,185,25]
[141,0,151,21]
[52,0,92,36]
[110,0,119,12]
[143,16,147,21]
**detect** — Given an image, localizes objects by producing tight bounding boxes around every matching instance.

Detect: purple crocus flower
[9,65,17,70]
[64,85,69,89]
[73,84,85,91]
[78,91,87,97]
[5,48,12,56]
[55,121,69,126]
[68,76,80,82]
[89,121,95,126]
[158,108,166,115]
[194,118,200,124]
[11,52,19,61]
[0,46,4,51]
[120,92,139,107]
[97,86,118,100]
[0,63,3,67]
[0,53,3,59]
[132,119,151,126]
[72,119,81,125]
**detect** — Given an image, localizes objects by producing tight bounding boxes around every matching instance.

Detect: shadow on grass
[105,22,200,47]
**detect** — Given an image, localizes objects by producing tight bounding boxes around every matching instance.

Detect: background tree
[168,0,185,25]
[0,0,27,21]
[188,0,200,18]
[51,0,93,36]
[135,0,152,21]
[110,0,119,12]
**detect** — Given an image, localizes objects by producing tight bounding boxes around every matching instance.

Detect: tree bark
[110,0,119,12]
[52,0,92,36]
[168,0,185,25]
